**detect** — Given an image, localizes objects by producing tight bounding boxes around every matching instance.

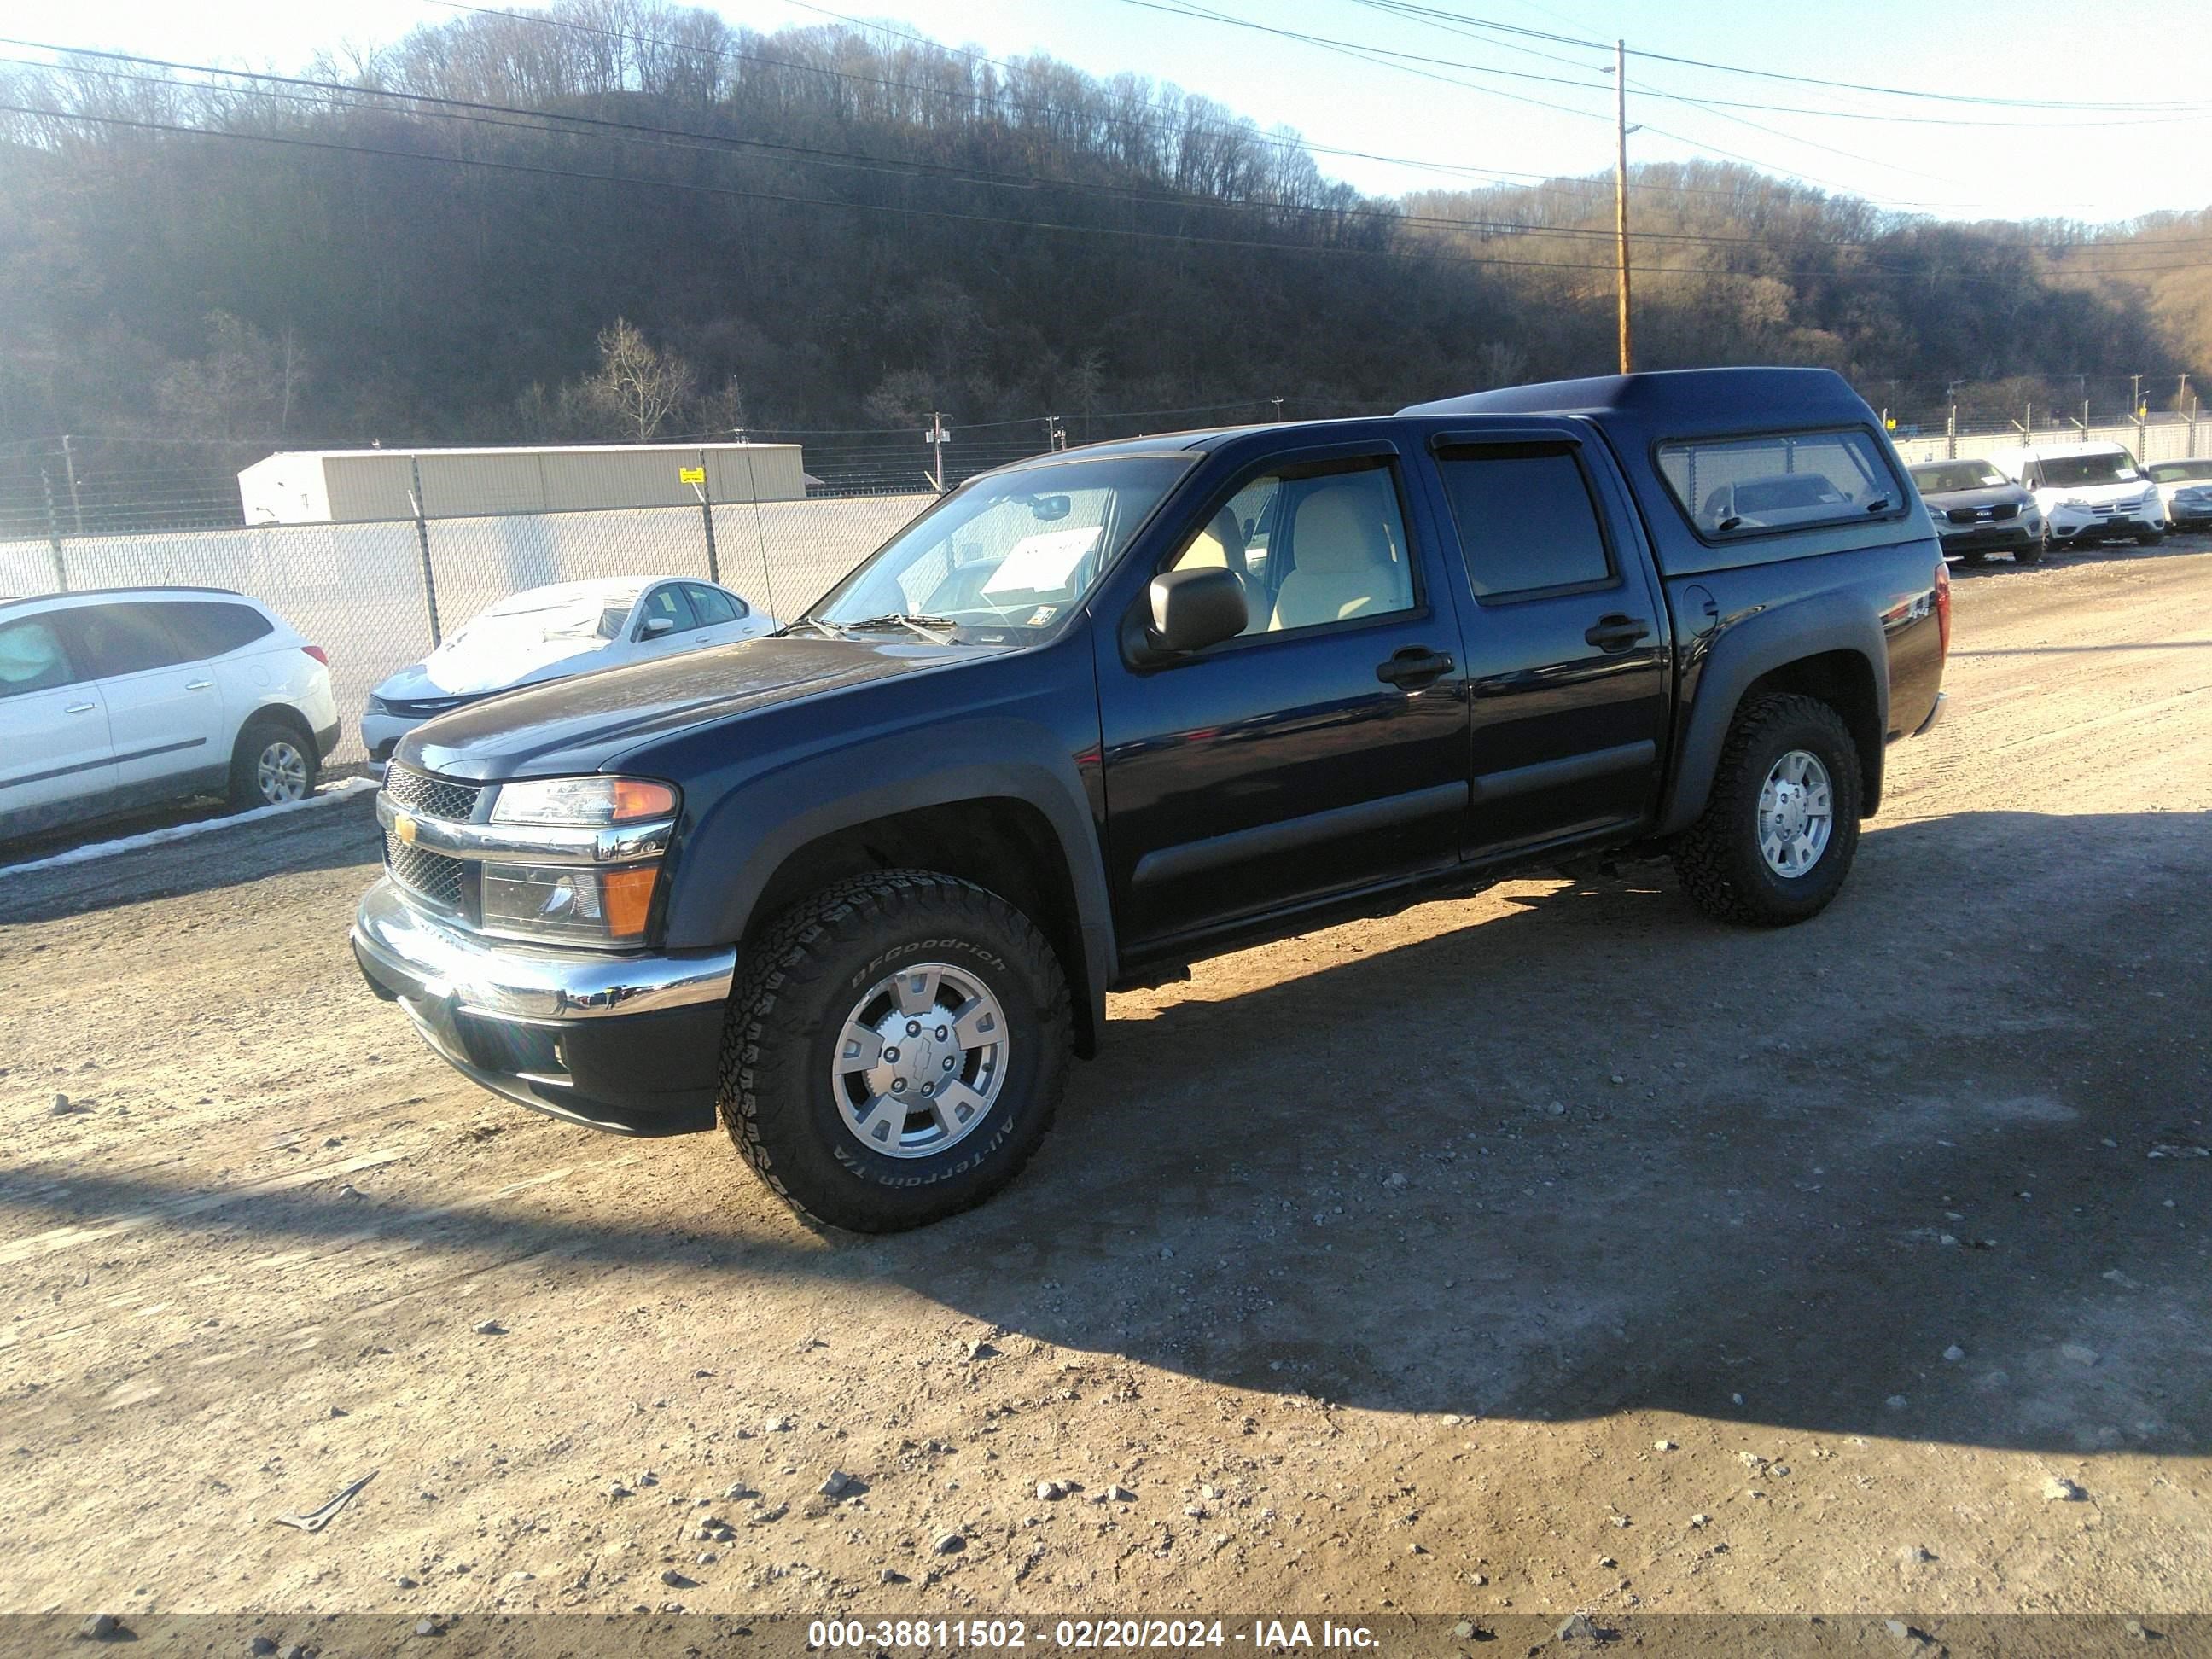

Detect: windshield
[2038,452,2139,488]
[1911,462,2006,493]
[807,454,1196,640]
[2149,461,2212,485]
[443,588,637,655]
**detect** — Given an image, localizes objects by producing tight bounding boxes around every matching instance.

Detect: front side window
[1164,460,1416,636]
[809,453,1194,642]
[61,602,190,678]
[634,585,698,637]
[0,616,79,699]
[1656,428,1901,538]
[1437,446,1615,600]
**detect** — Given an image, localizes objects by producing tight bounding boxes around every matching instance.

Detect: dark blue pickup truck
[353,367,1950,1231]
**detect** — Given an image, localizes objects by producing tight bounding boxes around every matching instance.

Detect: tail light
[1933,562,1951,655]
[302,644,329,665]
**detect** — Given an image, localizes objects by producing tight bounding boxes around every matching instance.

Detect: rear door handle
[1584,614,1651,651]
[1377,647,1456,688]
[64,701,97,714]
[185,678,215,690]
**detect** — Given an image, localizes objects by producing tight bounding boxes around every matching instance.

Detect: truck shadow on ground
[2,809,2203,1456]
[890,805,2212,1455]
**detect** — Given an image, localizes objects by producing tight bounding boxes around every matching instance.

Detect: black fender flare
[661,717,1115,1045]
[1657,595,1888,835]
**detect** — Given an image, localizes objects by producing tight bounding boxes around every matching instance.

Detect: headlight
[477,774,678,945]
[491,776,677,825]
[364,694,388,715]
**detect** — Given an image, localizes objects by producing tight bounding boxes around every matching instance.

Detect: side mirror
[641,615,677,640]
[1148,566,1248,655]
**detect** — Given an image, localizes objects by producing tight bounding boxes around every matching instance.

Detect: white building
[238,440,808,525]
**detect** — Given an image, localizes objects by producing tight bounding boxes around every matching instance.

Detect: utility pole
[1614,38,1633,375]
[1044,416,1066,451]
[1271,397,1284,422]
[924,411,951,492]
[2182,374,2193,418]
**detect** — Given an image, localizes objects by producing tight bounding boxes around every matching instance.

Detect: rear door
[1097,445,1471,956]
[55,602,230,794]
[0,611,114,826]
[680,582,760,646]
[1425,438,1672,859]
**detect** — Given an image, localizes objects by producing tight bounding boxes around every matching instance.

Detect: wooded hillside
[0,0,2203,488]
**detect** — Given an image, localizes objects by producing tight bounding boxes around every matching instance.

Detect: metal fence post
[39,465,68,592]
[696,447,720,585]
[408,454,442,647]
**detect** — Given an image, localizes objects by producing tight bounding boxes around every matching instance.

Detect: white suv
[0,586,340,840]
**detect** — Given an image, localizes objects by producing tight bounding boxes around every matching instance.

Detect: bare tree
[586,317,696,441]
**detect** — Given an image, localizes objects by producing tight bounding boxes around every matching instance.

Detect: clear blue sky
[13,0,2212,224]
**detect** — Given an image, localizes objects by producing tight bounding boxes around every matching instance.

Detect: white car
[1984,441,2165,547]
[1698,470,1865,533]
[360,575,775,763]
[1,586,340,840]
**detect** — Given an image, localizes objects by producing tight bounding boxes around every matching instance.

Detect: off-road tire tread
[717,869,1070,1232]
[1671,693,1861,928]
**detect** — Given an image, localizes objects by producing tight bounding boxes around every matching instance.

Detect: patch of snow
[0,777,376,878]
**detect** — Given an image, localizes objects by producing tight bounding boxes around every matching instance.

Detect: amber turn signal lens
[600,865,660,938]
[610,779,678,822]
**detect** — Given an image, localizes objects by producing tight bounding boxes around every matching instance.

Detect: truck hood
[396,632,998,782]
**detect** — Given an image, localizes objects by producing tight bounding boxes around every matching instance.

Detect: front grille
[385,830,468,913]
[1947,504,2019,524]
[384,694,480,719]
[385,765,483,823]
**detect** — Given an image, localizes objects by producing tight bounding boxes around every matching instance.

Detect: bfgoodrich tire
[1671,693,1863,928]
[719,870,1072,1232]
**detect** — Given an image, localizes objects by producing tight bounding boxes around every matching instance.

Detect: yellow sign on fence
[678,465,707,486]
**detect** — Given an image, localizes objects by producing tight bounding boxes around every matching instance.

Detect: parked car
[1906,458,2047,564]
[1697,469,1869,532]
[1,586,337,841]
[352,367,1949,1232]
[360,575,775,762]
[1985,441,2164,546]
[2145,459,2212,532]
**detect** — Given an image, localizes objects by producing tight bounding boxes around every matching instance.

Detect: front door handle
[1377,646,1456,688]
[1585,614,1651,651]
[64,701,97,714]
[185,678,216,690]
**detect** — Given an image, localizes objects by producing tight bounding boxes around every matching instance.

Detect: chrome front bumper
[351,879,736,1135]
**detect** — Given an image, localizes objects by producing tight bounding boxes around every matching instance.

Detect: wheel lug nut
[943,1057,956,1071]
[934,1026,948,1040]
[906,1021,921,1036]
[883,1046,899,1062]
[921,1083,934,1097]
[892,1078,907,1092]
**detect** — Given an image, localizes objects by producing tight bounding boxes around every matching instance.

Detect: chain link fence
[0,492,932,765]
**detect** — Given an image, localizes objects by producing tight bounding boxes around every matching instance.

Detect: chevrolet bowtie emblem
[393,812,419,845]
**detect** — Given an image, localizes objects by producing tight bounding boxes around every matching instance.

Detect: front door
[1097,450,1470,958]
[1428,440,1672,859]
[0,612,114,828]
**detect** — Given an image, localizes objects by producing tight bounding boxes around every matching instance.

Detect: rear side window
[160,600,274,658]
[59,602,193,678]
[0,615,82,699]
[1656,428,1901,539]
[1436,445,1616,600]
[684,584,744,625]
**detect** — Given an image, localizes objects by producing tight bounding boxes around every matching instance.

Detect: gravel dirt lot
[2,540,2208,1631]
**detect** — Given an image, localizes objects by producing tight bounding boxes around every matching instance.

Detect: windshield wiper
[835,613,960,642]
[774,616,844,639]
